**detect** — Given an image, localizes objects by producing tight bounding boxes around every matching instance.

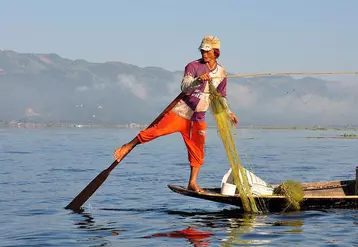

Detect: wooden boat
[168,178,358,212]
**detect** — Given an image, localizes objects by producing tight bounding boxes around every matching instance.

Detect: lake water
[1,127,358,246]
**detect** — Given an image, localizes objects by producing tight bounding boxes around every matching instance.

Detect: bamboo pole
[212,71,358,79]
[227,71,358,78]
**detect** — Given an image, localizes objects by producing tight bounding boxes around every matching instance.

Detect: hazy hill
[0,50,357,126]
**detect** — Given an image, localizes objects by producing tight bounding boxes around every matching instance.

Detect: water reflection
[70,208,305,247]
[71,212,119,247]
[168,209,304,246]
[220,213,260,246]
[167,209,264,246]
[220,212,303,246]
[147,226,213,247]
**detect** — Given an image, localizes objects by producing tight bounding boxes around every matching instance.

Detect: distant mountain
[0,49,357,126]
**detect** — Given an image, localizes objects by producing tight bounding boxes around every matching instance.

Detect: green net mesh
[209,82,258,213]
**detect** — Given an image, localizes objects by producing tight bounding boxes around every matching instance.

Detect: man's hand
[229,113,239,126]
[198,73,211,82]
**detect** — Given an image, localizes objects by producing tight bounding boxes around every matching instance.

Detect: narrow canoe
[168,179,358,212]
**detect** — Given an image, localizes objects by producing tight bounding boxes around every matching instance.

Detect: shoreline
[0,122,357,131]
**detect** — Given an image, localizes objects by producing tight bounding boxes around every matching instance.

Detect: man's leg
[114,111,184,161]
[182,121,207,192]
[188,166,203,192]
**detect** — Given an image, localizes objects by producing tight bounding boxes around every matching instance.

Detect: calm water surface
[1,127,358,246]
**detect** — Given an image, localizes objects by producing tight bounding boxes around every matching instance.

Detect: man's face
[200,49,216,63]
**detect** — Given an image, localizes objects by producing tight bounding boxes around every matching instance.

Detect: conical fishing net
[208,82,258,213]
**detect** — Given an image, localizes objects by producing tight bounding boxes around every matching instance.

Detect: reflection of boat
[168,176,358,212]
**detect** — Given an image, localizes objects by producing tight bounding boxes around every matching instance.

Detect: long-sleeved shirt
[172,59,231,122]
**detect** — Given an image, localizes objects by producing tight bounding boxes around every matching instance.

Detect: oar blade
[65,168,111,211]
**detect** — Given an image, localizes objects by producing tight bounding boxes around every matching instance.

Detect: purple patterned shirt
[172,59,230,122]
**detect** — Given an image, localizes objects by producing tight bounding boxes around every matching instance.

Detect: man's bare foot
[114,144,131,161]
[187,183,204,193]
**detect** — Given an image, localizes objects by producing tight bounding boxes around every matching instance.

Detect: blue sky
[1,0,357,73]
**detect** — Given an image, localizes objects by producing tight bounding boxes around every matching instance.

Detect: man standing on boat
[114,36,239,192]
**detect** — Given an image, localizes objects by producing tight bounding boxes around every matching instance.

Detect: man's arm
[181,74,201,92]
[180,63,204,92]
[221,97,233,114]
[222,97,239,126]
[216,77,239,126]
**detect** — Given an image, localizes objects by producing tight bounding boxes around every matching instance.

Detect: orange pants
[137,110,207,167]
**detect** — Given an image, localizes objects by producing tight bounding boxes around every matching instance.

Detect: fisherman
[114,36,239,192]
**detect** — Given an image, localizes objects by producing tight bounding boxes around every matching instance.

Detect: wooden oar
[65,92,185,211]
